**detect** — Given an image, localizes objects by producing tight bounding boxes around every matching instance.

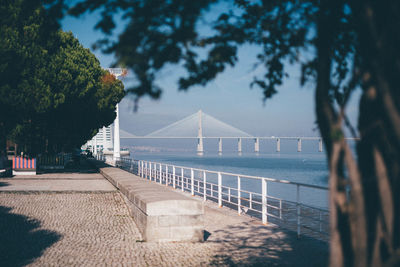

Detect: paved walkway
[0,164,328,266]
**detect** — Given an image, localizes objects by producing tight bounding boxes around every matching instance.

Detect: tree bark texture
[318,1,400,266]
[352,1,400,266]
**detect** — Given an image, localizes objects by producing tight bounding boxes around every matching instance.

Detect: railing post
[181,168,184,192]
[249,193,252,209]
[149,162,152,181]
[156,163,158,182]
[228,188,231,203]
[159,163,162,184]
[146,162,149,179]
[173,166,176,189]
[150,163,156,181]
[141,161,144,177]
[191,168,194,196]
[237,176,241,215]
[262,179,267,225]
[218,172,222,207]
[203,171,207,201]
[165,165,169,186]
[297,184,301,238]
[152,162,155,180]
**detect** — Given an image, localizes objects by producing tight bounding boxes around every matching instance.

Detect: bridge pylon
[197,110,204,156]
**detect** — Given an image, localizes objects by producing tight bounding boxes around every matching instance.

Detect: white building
[83,126,113,153]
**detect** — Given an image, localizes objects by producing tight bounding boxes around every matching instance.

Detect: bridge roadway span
[0,160,328,266]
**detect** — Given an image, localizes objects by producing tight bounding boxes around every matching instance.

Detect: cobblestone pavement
[0,191,328,266]
[0,159,328,267]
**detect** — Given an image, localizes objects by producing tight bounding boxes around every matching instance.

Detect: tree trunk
[315,2,369,266]
[349,1,400,266]
[317,1,400,266]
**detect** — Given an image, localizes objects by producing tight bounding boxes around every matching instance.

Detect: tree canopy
[52,0,400,266]
[0,0,125,156]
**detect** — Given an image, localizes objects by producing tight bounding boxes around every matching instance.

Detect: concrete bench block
[94,161,204,242]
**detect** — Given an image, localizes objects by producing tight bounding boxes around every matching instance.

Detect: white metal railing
[109,156,329,240]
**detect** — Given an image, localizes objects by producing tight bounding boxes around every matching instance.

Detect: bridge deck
[0,161,328,266]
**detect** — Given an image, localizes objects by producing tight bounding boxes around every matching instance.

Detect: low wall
[93,161,204,242]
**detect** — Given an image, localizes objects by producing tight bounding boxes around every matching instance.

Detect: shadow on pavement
[208,221,328,267]
[0,206,61,267]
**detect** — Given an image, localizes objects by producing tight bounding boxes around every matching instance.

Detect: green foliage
[32,31,125,154]
[0,0,125,155]
[0,0,55,129]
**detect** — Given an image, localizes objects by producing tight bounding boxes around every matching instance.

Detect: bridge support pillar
[297,138,302,152]
[319,139,323,152]
[218,138,222,155]
[276,138,280,152]
[238,138,242,154]
[197,110,204,156]
[254,138,260,153]
[197,137,204,156]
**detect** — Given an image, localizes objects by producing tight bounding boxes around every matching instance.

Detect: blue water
[133,152,328,185]
[131,151,330,208]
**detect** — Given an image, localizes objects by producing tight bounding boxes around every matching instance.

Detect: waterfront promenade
[0,160,328,266]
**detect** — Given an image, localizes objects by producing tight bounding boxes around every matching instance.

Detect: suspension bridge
[90,69,358,159]
[117,110,358,155]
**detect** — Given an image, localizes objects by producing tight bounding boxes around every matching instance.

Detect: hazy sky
[61,9,361,138]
